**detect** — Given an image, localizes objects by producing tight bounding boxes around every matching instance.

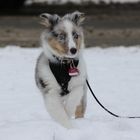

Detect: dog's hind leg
[65,86,85,118]
[75,94,87,118]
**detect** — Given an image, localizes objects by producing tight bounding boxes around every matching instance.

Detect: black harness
[49,57,79,96]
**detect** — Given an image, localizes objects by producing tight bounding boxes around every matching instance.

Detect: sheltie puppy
[35,11,87,129]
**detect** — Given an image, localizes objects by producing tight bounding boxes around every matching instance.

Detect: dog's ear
[65,11,85,26]
[40,13,60,29]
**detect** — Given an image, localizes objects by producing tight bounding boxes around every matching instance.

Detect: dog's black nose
[70,48,77,54]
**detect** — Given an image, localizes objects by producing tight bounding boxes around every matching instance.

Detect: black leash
[86,79,140,119]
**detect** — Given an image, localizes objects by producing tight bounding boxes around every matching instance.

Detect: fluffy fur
[35,11,87,129]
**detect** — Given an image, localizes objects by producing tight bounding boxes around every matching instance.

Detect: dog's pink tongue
[68,68,79,76]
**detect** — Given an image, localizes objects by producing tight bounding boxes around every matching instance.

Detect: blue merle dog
[35,11,87,129]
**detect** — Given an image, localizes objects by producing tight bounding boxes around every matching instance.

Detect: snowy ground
[0,46,140,140]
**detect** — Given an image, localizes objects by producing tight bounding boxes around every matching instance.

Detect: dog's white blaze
[63,20,76,50]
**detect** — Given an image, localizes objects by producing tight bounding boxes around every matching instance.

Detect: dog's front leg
[43,89,73,129]
[35,56,73,129]
[65,86,85,118]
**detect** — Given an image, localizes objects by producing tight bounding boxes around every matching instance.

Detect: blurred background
[0,0,140,47]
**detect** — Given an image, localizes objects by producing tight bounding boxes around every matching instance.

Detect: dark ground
[0,3,140,47]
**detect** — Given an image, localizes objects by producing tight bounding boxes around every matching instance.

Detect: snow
[25,0,140,5]
[0,46,140,140]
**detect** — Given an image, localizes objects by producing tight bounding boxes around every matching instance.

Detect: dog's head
[40,11,85,59]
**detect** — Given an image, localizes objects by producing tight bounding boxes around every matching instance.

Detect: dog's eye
[58,33,65,41]
[72,31,79,39]
[52,31,65,41]
[51,31,58,37]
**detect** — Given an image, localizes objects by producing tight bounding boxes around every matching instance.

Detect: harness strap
[49,58,79,96]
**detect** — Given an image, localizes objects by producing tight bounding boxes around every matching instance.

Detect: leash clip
[68,60,79,76]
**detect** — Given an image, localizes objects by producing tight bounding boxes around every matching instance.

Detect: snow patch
[0,46,140,140]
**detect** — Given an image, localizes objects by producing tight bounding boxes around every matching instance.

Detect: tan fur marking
[75,98,85,118]
[48,38,68,55]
